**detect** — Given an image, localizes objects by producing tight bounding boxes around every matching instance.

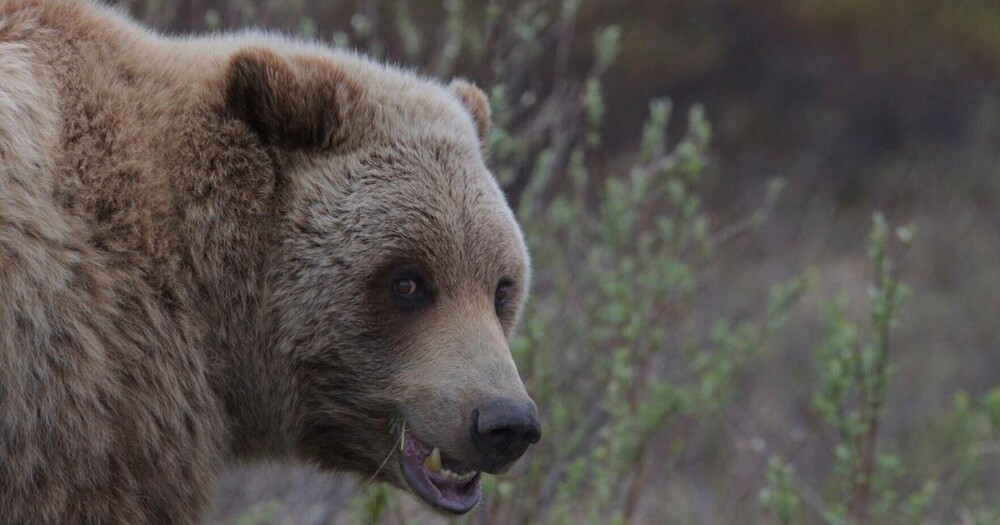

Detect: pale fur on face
[276,123,532,477]
[0,0,533,521]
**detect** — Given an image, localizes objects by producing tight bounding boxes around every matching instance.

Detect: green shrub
[761,216,999,524]
[945,388,1000,525]
[763,214,921,525]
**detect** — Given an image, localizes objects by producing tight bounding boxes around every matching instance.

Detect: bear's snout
[469,398,541,473]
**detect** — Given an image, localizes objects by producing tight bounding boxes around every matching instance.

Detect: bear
[0,0,541,522]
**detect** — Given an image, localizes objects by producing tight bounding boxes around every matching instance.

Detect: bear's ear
[450,79,491,146]
[225,48,353,150]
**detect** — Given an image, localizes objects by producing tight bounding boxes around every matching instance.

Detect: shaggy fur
[0,1,533,522]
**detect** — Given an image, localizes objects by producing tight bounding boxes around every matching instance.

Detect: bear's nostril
[469,398,541,473]
[525,424,541,445]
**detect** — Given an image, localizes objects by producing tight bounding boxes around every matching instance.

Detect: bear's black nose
[470,398,541,473]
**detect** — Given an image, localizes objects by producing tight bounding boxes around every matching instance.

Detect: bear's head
[224,47,540,514]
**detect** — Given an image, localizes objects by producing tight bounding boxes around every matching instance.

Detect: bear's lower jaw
[398,431,481,514]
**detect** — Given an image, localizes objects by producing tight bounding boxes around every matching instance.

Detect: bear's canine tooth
[423,447,442,472]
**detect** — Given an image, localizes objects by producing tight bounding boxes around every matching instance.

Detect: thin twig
[363,420,404,487]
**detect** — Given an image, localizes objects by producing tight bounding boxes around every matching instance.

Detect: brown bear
[0,0,540,522]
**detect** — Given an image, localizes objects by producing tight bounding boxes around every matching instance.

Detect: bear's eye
[495,280,513,315]
[388,269,433,312]
[394,278,419,297]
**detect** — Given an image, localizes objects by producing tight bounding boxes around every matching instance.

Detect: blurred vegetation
[111,0,999,523]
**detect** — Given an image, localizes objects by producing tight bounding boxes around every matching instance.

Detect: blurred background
[116,0,998,523]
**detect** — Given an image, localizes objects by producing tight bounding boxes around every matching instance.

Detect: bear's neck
[199,231,301,461]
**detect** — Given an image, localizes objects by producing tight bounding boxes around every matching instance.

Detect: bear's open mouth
[398,431,481,514]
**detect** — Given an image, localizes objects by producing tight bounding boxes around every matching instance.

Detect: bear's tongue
[398,432,481,514]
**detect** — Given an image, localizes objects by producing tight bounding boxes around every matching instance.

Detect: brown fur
[0,1,533,522]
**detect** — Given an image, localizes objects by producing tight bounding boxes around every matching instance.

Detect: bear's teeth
[438,468,476,481]
[423,447,442,472]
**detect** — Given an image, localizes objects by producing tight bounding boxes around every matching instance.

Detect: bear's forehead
[349,170,522,279]
[352,137,501,217]
[364,70,478,139]
[298,137,525,286]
